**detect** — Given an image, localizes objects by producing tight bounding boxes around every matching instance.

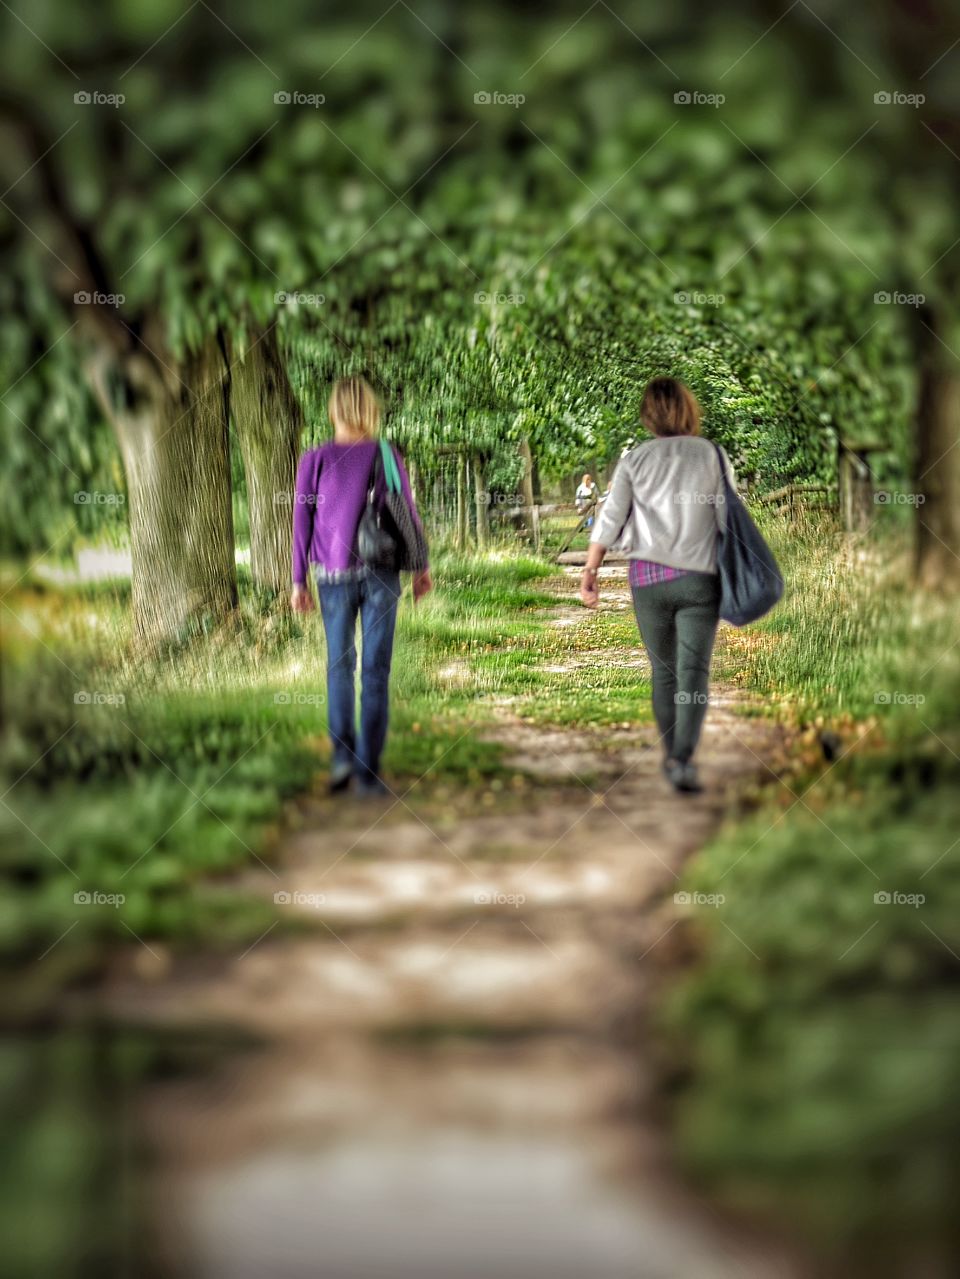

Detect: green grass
[11,522,957,1267]
[661,513,960,1269]
[1,547,648,1017]
[715,510,957,725]
[0,1023,260,1277]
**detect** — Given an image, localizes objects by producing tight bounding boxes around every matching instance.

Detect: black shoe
[678,762,703,793]
[329,761,353,793]
[354,775,389,798]
[664,759,703,793]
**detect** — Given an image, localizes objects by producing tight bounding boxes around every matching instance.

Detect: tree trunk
[89,334,237,643]
[914,308,960,590]
[229,326,302,595]
[456,451,469,549]
[472,452,489,549]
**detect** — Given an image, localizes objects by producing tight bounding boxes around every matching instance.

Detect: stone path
[102,570,802,1279]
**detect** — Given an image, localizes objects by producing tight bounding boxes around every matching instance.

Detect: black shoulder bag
[712,443,784,626]
[357,441,429,573]
[357,443,401,571]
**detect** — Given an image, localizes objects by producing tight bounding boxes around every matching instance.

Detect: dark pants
[631,573,721,764]
[316,570,401,782]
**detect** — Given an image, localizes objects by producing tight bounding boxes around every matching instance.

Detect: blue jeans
[316,570,401,782]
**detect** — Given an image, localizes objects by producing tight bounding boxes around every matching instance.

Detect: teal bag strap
[379,439,402,495]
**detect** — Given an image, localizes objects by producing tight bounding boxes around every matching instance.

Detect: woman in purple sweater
[290,377,432,796]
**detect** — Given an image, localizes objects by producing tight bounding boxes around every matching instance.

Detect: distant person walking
[580,378,733,793]
[575,472,600,527]
[290,376,432,796]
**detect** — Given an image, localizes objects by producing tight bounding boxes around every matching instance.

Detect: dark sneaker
[354,775,390,798]
[329,761,353,793]
[678,762,703,792]
[664,759,703,793]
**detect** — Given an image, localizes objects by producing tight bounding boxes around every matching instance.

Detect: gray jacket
[592,435,735,573]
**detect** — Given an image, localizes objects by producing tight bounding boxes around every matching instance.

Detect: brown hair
[328,375,381,438]
[639,377,701,437]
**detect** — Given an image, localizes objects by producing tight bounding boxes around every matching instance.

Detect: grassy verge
[660,512,960,1270]
[1,549,651,1018]
[1,546,656,1279]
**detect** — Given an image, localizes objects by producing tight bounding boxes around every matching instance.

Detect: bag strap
[365,441,383,499]
[380,439,403,495]
[712,441,733,493]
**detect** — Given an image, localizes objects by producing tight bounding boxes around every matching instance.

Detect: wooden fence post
[518,438,536,540]
[472,452,489,549]
[838,441,881,531]
[456,450,469,548]
[408,458,420,507]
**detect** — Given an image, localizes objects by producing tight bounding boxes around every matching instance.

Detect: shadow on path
[101,570,803,1279]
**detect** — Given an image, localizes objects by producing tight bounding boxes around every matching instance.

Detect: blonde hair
[640,377,701,437]
[328,375,381,438]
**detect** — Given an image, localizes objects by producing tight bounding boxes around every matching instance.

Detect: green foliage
[662,774,960,1261]
[661,519,960,1262]
[2,0,940,555]
[716,511,957,719]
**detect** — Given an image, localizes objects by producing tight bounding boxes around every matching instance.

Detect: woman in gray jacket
[581,378,733,794]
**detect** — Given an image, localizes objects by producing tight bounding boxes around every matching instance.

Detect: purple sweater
[291,440,425,584]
